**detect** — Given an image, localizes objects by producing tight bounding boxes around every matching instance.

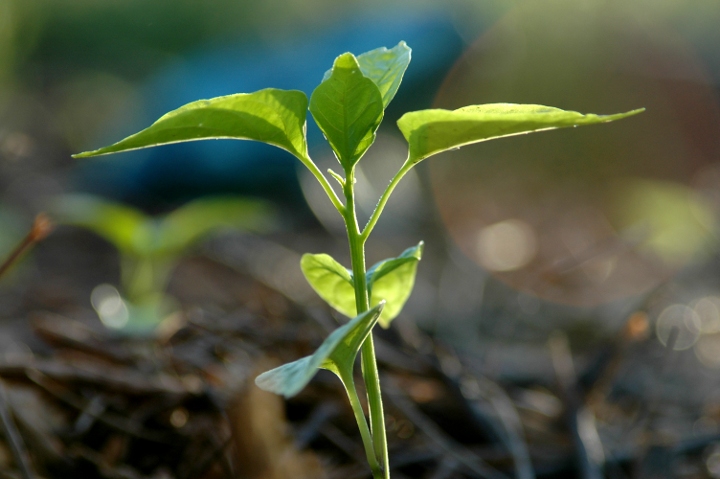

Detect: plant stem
[343,171,391,479]
[338,366,383,479]
[361,160,413,242]
[300,155,345,214]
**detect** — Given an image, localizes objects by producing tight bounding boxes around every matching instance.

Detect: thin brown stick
[0,214,53,279]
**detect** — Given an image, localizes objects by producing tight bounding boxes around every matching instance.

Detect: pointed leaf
[310,53,384,172]
[398,104,644,164]
[300,253,355,317]
[255,303,384,398]
[335,42,411,109]
[74,88,310,161]
[52,194,155,255]
[367,242,423,327]
[157,196,276,255]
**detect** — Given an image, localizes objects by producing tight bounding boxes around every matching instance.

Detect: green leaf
[53,194,154,255]
[397,104,645,164]
[255,303,384,398]
[300,253,356,318]
[353,42,412,108]
[54,194,278,258]
[157,196,276,254]
[310,53,384,172]
[301,244,423,326]
[367,242,423,327]
[73,88,310,161]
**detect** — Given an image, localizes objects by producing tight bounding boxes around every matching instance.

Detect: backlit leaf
[255,303,384,398]
[310,53,384,172]
[73,88,310,161]
[300,253,355,317]
[367,242,423,327]
[397,104,644,164]
[356,41,411,108]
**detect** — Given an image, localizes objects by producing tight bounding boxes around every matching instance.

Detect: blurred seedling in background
[74,42,642,478]
[53,194,274,333]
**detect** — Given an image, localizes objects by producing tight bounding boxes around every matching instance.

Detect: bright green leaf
[355,42,411,108]
[255,303,384,398]
[367,242,423,327]
[73,88,310,161]
[310,53,384,172]
[53,194,154,255]
[300,253,355,317]
[158,196,276,254]
[397,104,645,164]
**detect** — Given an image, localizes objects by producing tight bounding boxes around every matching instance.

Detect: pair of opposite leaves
[74,42,642,398]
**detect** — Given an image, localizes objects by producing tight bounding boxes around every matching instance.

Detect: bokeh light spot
[91,283,130,329]
[476,219,537,272]
[656,304,701,350]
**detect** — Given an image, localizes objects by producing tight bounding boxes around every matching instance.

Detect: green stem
[338,366,383,479]
[299,154,345,214]
[343,171,390,479]
[361,160,413,242]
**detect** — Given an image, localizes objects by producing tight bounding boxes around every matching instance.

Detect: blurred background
[2,0,720,477]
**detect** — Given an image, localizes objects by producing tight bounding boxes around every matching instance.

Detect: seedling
[74,42,642,477]
[54,194,274,332]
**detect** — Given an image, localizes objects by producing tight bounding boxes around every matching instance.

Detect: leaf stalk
[361,160,414,242]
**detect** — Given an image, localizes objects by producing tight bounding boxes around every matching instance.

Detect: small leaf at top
[73,88,310,162]
[255,303,384,398]
[157,196,276,255]
[397,104,645,165]
[310,53,384,172]
[353,42,412,108]
[300,253,355,318]
[52,194,155,256]
[367,242,423,327]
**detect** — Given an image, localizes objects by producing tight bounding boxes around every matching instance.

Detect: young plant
[74,42,642,477]
[54,194,274,332]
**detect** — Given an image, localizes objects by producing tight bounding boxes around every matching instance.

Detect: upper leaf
[310,53,384,172]
[367,242,423,327]
[348,42,411,109]
[397,104,645,164]
[254,303,384,398]
[300,253,356,318]
[73,88,310,161]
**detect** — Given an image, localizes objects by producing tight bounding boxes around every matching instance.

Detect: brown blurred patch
[430,0,720,306]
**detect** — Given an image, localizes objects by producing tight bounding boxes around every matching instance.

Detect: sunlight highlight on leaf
[398,104,644,164]
[73,88,310,161]
[310,53,384,172]
[367,242,423,327]
[300,253,356,317]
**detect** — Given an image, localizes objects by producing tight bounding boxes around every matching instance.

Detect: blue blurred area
[72,12,466,214]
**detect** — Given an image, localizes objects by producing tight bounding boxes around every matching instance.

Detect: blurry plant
[608,178,717,266]
[54,194,274,332]
[74,42,642,477]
